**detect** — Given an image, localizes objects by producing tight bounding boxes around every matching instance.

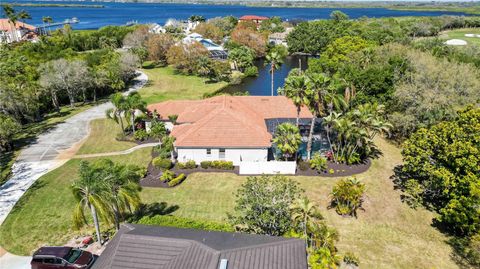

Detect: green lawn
[0,103,99,186]
[140,67,228,104]
[76,119,136,155]
[440,28,480,47]
[0,149,151,255]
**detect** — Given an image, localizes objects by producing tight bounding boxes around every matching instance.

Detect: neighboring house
[0,19,37,43]
[92,223,308,269]
[184,33,228,60]
[269,27,293,47]
[239,15,269,26]
[147,95,313,165]
[149,23,165,34]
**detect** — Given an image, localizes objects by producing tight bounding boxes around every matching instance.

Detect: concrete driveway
[0,71,148,225]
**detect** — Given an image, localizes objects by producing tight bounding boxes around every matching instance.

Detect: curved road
[0,71,148,226]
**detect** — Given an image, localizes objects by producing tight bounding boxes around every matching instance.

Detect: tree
[145,33,175,64]
[2,4,18,42]
[330,10,349,22]
[228,46,255,72]
[265,45,287,96]
[124,92,146,135]
[194,22,224,44]
[122,25,149,49]
[272,122,302,161]
[259,16,285,33]
[399,107,480,236]
[106,93,128,135]
[230,175,302,236]
[72,161,114,244]
[330,177,365,217]
[278,69,310,126]
[0,113,20,152]
[150,120,167,144]
[42,16,53,35]
[189,15,206,22]
[231,26,267,57]
[290,197,323,245]
[18,10,31,25]
[166,42,209,74]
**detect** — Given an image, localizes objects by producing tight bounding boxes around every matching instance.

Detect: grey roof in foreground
[92,223,307,269]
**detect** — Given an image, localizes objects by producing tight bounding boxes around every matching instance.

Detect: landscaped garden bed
[296,159,371,178]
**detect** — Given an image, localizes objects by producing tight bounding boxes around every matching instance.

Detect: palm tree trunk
[306,116,315,160]
[112,201,120,231]
[271,69,274,96]
[119,114,125,135]
[90,203,102,244]
[296,107,300,127]
[131,112,136,135]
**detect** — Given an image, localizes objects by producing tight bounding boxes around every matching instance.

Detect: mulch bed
[116,136,158,145]
[140,157,372,188]
[296,160,371,178]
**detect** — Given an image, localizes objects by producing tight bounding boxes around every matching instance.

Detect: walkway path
[74,142,160,159]
[0,71,148,226]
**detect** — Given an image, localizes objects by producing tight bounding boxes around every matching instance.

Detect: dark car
[31,247,96,269]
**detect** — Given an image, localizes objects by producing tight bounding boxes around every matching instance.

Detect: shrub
[329,168,335,174]
[152,157,172,170]
[160,170,175,182]
[141,61,156,69]
[298,161,310,171]
[200,161,211,169]
[343,252,360,266]
[168,173,186,187]
[177,160,196,169]
[331,177,365,217]
[244,66,258,77]
[133,129,149,141]
[136,215,234,232]
[211,160,234,170]
[309,153,328,171]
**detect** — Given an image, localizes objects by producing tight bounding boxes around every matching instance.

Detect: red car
[31,247,96,269]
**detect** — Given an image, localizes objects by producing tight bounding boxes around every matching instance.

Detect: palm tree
[272,122,302,161]
[278,70,310,126]
[290,197,323,246]
[106,93,128,136]
[72,161,114,244]
[18,10,31,26]
[42,16,53,35]
[265,49,285,96]
[125,92,146,135]
[2,4,18,42]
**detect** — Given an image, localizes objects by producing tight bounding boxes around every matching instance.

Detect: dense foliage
[136,215,234,232]
[330,177,366,217]
[399,108,480,236]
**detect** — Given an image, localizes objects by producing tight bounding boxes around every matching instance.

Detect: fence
[239,161,297,175]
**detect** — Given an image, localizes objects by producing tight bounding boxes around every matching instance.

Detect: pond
[223,55,308,96]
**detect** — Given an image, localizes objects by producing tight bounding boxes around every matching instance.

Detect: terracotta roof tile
[239,15,269,21]
[0,19,36,32]
[149,96,312,148]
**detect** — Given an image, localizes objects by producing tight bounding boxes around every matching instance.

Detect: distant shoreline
[9,3,105,8]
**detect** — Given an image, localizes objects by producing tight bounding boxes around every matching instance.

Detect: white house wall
[176,148,268,165]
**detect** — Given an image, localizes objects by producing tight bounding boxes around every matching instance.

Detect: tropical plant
[330,177,365,217]
[309,153,327,172]
[230,175,302,236]
[71,161,114,244]
[265,45,287,96]
[168,114,178,125]
[124,92,146,135]
[290,197,323,245]
[272,122,302,161]
[160,169,175,182]
[278,69,311,126]
[149,120,167,144]
[106,93,128,135]
[228,46,255,72]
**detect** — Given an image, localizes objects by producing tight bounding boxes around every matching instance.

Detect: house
[183,33,228,60]
[269,27,293,47]
[239,15,269,26]
[92,223,308,269]
[0,19,37,43]
[147,95,313,165]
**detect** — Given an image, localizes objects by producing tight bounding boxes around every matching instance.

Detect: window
[206,149,211,156]
[219,148,225,159]
[43,258,55,264]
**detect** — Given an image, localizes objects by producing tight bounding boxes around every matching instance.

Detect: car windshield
[64,249,82,263]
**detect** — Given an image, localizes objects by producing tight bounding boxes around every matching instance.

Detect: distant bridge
[35,17,79,34]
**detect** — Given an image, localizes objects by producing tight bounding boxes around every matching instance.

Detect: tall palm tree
[2,4,19,42]
[272,122,302,161]
[125,92,146,135]
[265,49,285,96]
[42,16,53,35]
[106,93,128,135]
[278,70,310,126]
[72,161,114,244]
[18,10,31,26]
[290,197,323,246]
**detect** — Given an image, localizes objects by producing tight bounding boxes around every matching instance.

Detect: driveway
[0,71,148,226]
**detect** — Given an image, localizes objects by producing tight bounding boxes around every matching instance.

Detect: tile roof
[0,19,36,32]
[92,224,307,269]
[239,15,269,21]
[147,96,312,148]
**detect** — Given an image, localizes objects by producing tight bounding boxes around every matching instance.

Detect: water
[224,55,308,96]
[2,0,467,30]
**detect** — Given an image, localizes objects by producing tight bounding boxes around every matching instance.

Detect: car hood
[75,252,93,266]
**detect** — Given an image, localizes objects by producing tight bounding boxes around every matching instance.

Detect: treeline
[0,25,136,151]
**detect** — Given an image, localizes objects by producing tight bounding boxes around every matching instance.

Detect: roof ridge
[219,237,303,253]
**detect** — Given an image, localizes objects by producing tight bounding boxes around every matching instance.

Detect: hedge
[200,160,234,170]
[152,157,172,170]
[135,215,234,232]
[177,160,196,169]
[168,173,186,187]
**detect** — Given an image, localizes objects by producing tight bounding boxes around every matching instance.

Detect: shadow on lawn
[127,202,179,222]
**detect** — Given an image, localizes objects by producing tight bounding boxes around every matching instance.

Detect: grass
[0,103,98,186]
[76,119,136,155]
[0,149,151,256]
[139,67,228,104]
[440,28,480,47]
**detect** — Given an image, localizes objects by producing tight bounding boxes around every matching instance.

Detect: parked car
[31,246,96,269]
